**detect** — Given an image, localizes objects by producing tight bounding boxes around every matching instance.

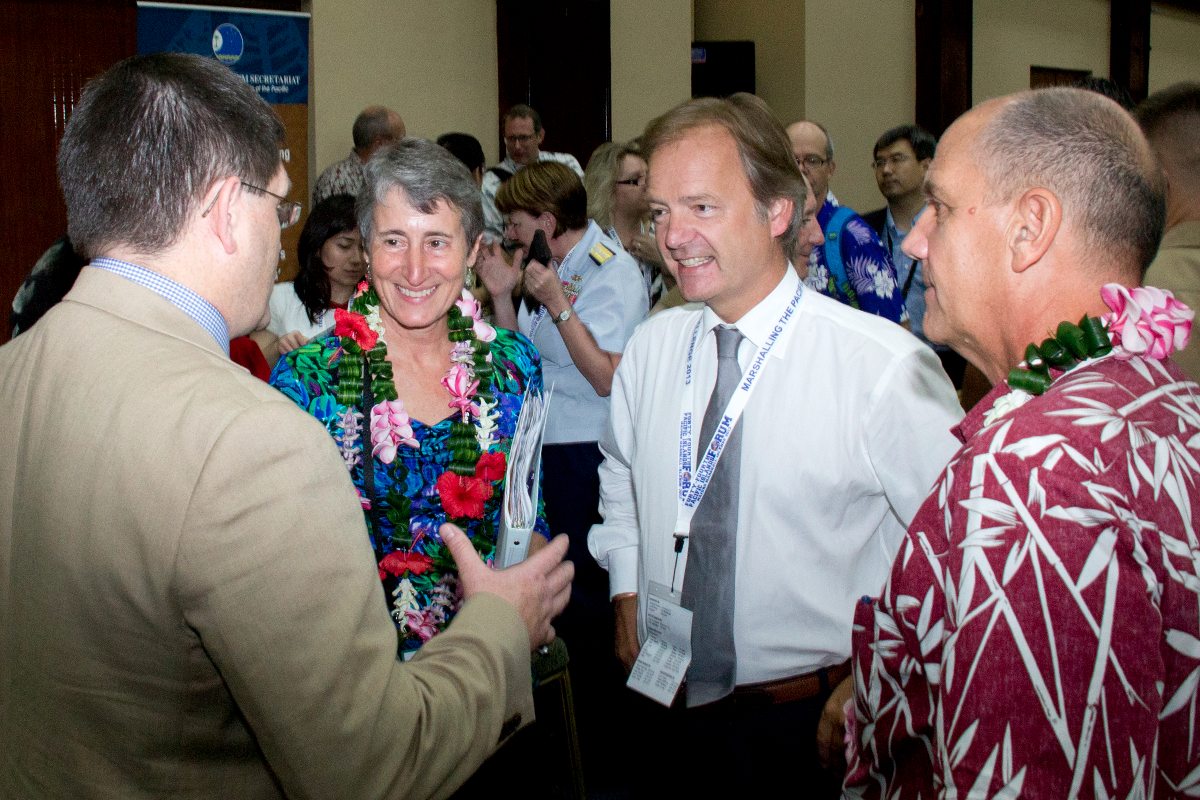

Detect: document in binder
[496,384,553,568]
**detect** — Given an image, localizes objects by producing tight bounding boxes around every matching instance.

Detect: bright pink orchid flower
[403,608,440,642]
[455,294,482,320]
[370,399,418,464]
[442,363,480,416]
[1101,283,1193,361]
[473,318,497,343]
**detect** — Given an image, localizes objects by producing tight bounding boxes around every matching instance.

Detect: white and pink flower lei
[340,288,501,468]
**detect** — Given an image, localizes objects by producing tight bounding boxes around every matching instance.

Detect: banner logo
[212,23,243,64]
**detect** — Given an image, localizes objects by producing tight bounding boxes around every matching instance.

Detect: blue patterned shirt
[269,327,549,656]
[803,199,907,323]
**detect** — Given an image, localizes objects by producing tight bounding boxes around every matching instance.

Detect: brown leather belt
[704,660,851,709]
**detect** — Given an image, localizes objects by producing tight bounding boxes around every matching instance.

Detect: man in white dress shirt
[587,94,963,795]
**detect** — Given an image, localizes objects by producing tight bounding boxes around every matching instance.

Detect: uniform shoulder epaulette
[589,243,615,265]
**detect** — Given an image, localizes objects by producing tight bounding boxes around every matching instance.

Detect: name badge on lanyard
[626,282,803,707]
[670,281,803,592]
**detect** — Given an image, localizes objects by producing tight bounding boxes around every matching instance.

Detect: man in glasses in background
[786,120,907,324]
[481,103,585,241]
[0,52,572,799]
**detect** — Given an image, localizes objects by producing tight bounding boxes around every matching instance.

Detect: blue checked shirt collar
[90,258,230,355]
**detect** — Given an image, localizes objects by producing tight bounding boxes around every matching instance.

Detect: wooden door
[495,0,611,169]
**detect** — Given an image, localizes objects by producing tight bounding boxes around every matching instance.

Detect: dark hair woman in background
[268,193,365,354]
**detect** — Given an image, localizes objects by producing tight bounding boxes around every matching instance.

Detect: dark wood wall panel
[915,0,972,137]
[1111,0,1152,104]
[496,0,611,169]
[0,0,137,343]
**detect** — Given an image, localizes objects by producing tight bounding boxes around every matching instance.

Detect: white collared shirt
[587,265,963,683]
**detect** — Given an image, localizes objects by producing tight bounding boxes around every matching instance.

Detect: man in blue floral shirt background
[787,120,908,324]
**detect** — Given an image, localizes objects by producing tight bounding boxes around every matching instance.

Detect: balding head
[902,89,1166,383]
[352,106,406,158]
[785,121,835,207]
[976,88,1164,279]
[1136,83,1200,227]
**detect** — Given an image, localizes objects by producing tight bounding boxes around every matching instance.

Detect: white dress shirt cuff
[606,545,640,598]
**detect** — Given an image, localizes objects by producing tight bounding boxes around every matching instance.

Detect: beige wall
[804,0,915,214]
[693,0,915,213]
[973,0,1109,103]
[307,0,693,190]
[694,0,806,126]
[309,0,501,191]
[611,0,694,143]
[1149,6,1200,94]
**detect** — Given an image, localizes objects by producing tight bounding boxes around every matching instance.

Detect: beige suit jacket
[0,267,534,800]
[1145,221,1200,382]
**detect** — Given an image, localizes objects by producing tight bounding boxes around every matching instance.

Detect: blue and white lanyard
[675,283,803,539]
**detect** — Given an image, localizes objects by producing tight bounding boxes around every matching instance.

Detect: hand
[630,232,665,270]
[276,330,309,354]
[527,532,549,557]
[816,674,854,772]
[614,594,640,673]
[475,242,522,299]
[443,523,573,649]
[522,257,569,316]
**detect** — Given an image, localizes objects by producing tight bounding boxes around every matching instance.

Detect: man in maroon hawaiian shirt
[843,88,1200,798]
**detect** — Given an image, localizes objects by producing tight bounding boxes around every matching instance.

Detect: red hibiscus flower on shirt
[474,450,507,483]
[334,308,379,352]
[436,472,493,519]
[378,550,434,579]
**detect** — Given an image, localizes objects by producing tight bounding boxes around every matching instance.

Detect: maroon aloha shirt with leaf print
[846,352,1200,799]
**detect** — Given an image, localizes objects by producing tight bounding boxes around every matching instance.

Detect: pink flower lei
[1100,283,1193,361]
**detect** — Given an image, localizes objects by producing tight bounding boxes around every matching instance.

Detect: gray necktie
[680,326,743,707]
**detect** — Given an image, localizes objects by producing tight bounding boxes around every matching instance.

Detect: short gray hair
[977,87,1165,277]
[358,137,485,248]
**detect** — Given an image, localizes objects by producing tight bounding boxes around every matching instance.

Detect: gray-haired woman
[270,137,551,658]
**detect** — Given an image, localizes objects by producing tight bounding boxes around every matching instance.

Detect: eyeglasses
[616,175,645,187]
[245,183,302,228]
[504,134,537,145]
[796,155,828,170]
[873,153,912,170]
[200,181,302,229]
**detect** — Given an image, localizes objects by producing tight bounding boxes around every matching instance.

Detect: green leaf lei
[1006,315,1112,396]
[334,286,497,549]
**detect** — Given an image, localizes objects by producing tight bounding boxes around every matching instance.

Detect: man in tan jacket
[1138,83,1200,380]
[0,53,572,800]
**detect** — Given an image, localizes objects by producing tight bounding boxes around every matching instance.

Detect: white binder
[495,384,553,569]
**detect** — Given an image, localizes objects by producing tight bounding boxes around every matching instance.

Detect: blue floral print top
[270,327,549,657]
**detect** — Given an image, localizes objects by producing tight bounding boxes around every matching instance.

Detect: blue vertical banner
[137,2,312,277]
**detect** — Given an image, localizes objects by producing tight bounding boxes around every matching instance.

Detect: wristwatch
[551,307,573,325]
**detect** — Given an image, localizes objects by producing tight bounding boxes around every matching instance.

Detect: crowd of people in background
[5,49,1200,800]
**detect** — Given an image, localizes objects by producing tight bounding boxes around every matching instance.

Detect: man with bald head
[313,105,405,203]
[844,88,1200,798]
[786,120,906,324]
[1139,83,1200,381]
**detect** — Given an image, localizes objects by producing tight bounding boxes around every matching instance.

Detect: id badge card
[625,581,692,707]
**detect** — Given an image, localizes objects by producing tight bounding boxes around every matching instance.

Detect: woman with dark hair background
[268,193,365,353]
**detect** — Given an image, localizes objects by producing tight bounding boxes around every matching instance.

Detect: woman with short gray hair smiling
[270,138,551,657]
